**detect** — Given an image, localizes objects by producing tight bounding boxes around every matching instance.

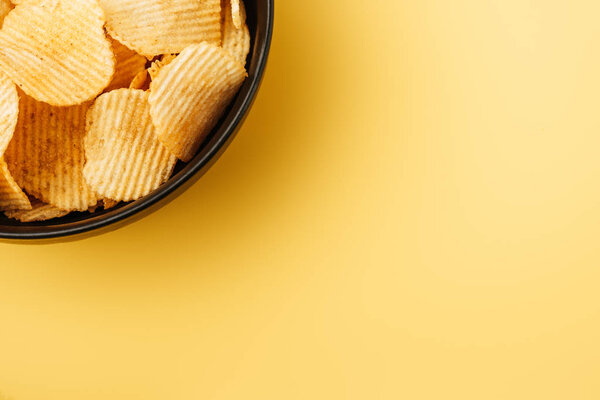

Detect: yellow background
[2,0,600,398]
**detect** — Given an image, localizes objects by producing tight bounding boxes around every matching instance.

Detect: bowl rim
[0,0,274,242]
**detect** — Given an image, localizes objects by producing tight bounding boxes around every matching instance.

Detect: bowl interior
[0,0,273,241]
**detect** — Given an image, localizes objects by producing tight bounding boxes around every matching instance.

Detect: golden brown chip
[4,92,98,211]
[105,38,148,92]
[148,54,177,81]
[221,0,250,65]
[0,0,115,106]
[99,0,222,58]
[148,43,247,161]
[4,196,68,222]
[0,158,30,211]
[84,89,177,202]
[0,69,18,156]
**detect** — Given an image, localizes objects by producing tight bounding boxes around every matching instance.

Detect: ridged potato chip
[84,89,177,202]
[4,196,68,222]
[221,0,250,65]
[0,0,115,106]
[5,93,98,211]
[0,70,18,156]
[149,43,247,161]
[100,0,222,58]
[0,158,30,211]
[105,39,148,92]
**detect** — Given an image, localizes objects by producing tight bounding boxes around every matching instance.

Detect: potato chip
[0,0,115,106]
[149,43,247,161]
[148,54,177,81]
[221,0,250,65]
[84,89,177,202]
[4,196,68,222]
[4,93,98,211]
[0,158,30,211]
[230,0,242,29]
[105,39,148,92]
[0,69,18,156]
[100,0,222,58]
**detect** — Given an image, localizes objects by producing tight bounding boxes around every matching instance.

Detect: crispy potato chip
[148,54,177,81]
[105,39,148,92]
[221,0,250,65]
[4,196,68,222]
[5,93,98,211]
[129,69,149,90]
[0,0,115,106]
[230,0,242,29]
[100,0,222,58]
[0,158,30,211]
[149,43,247,161]
[0,69,18,156]
[84,89,177,202]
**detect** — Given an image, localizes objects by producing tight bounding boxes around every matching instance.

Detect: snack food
[149,43,247,161]
[5,93,98,211]
[83,89,177,202]
[100,0,222,57]
[0,0,115,106]
[0,0,250,223]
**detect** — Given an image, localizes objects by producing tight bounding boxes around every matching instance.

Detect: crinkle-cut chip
[230,0,242,29]
[0,69,18,156]
[0,0,12,26]
[105,39,148,92]
[4,93,98,211]
[148,54,177,81]
[149,43,247,161]
[99,0,222,58]
[84,89,177,202]
[4,196,68,222]
[129,69,148,90]
[0,158,30,211]
[221,0,250,65]
[0,0,115,106]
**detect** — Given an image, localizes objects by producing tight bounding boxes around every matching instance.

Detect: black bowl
[0,0,274,242]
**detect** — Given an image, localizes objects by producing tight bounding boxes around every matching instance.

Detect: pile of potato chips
[0,0,250,222]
